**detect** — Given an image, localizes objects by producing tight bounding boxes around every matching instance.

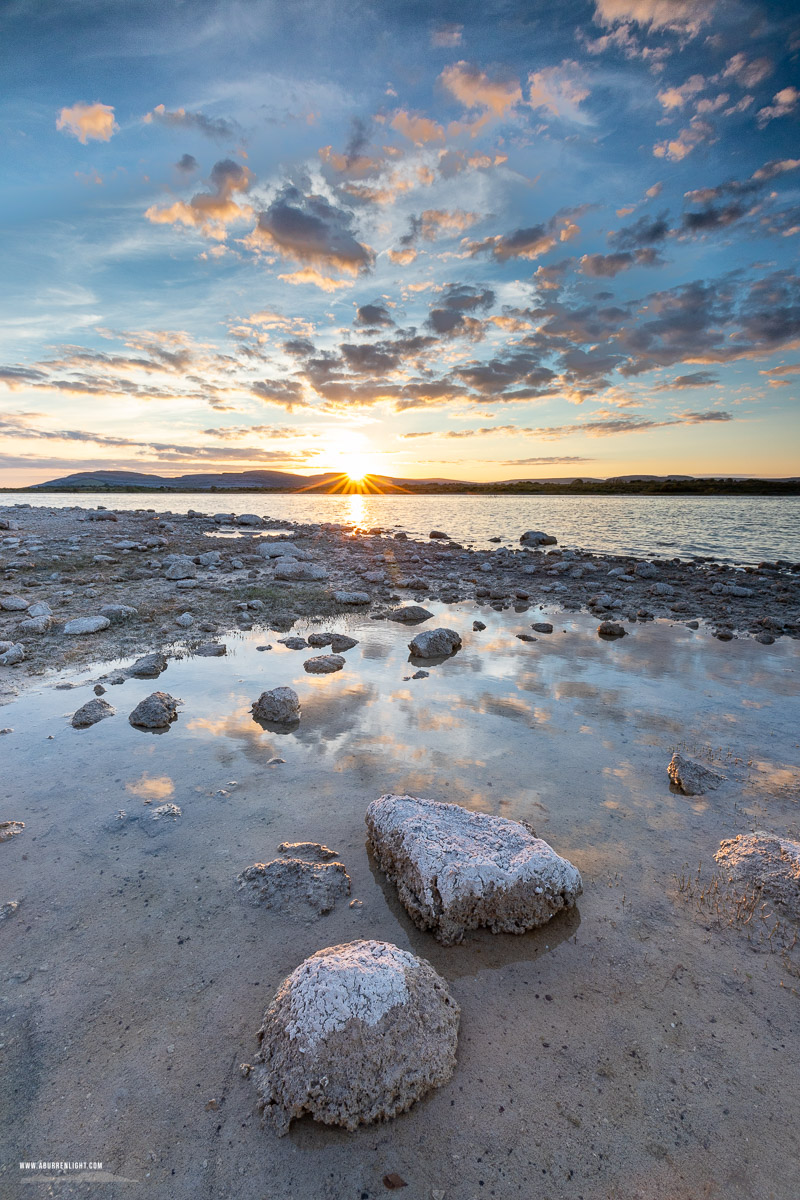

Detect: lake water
[2,491,799,564]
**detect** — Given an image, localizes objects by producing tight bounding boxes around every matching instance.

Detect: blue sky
[1,0,799,484]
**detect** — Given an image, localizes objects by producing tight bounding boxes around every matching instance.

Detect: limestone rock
[129,691,180,729]
[333,590,370,605]
[258,541,305,559]
[17,615,50,636]
[64,616,111,635]
[1,595,29,612]
[251,687,300,726]
[667,752,723,796]
[0,643,25,666]
[100,604,138,623]
[408,627,462,658]
[71,697,115,728]
[366,794,582,945]
[237,857,351,915]
[304,654,345,674]
[275,560,327,582]
[715,832,800,922]
[126,651,168,678]
[387,606,433,623]
[520,531,557,547]
[252,939,460,1134]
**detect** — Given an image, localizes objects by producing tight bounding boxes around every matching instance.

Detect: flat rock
[195,642,226,656]
[307,632,333,648]
[277,636,308,650]
[251,687,300,725]
[330,633,358,652]
[0,595,29,611]
[237,857,351,916]
[71,697,115,728]
[128,691,180,729]
[277,842,340,861]
[252,939,459,1134]
[304,654,345,674]
[408,627,462,658]
[531,622,553,633]
[387,606,433,623]
[366,794,582,945]
[333,590,370,605]
[715,832,800,923]
[64,615,110,635]
[275,560,327,582]
[667,752,723,796]
[126,651,168,678]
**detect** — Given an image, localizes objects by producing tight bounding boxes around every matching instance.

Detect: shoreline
[2,501,799,700]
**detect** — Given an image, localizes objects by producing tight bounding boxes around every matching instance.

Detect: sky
[1,0,799,486]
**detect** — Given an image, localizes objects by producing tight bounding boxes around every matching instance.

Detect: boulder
[252,939,459,1134]
[128,691,180,729]
[236,513,263,527]
[71,698,115,728]
[126,651,168,678]
[100,604,138,623]
[17,615,50,636]
[0,595,29,612]
[429,530,450,540]
[366,794,582,945]
[330,634,358,653]
[387,606,433,623]
[274,560,328,582]
[333,590,370,605]
[520,531,557,547]
[64,616,111,635]
[531,622,553,634]
[251,687,300,725]
[304,654,345,674]
[714,832,800,923]
[237,857,351,916]
[165,557,197,580]
[667,752,723,796]
[597,621,626,638]
[408,627,462,658]
[0,643,25,666]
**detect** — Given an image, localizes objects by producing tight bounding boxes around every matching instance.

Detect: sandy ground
[1,595,798,1200]
[1,503,798,703]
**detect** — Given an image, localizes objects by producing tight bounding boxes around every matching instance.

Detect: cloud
[500,457,594,465]
[505,409,732,440]
[175,153,199,173]
[645,182,663,198]
[722,54,773,90]
[390,110,445,145]
[757,87,800,128]
[657,74,705,110]
[355,304,394,328]
[580,248,664,276]
[653,116,715,161]
[145,157,253,238]
[468,207,585,262]
[143,104,237,140]
[250,379,308,409]
[432,24,463,48]
[528,62,590,121]
[593,0,716,35]
[440,61,522,119]
[277,268,353,292]
[426,283,495,338]
[56,101,117,144]
[248,185,374,275]
[609,211,671,249]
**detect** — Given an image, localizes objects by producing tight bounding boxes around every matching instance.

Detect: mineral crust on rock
[714,831,800,923]
[667,752,723,796]
[251,687,300,725]
[71,697,115,728]
[408,628,462,658]
[237,857,351,915]
[252,939,459,1134]
[366,794,582,945]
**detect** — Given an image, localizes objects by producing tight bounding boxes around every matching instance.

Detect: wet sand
[1,602,798,1199]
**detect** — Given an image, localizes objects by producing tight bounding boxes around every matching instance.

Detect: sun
[342,455,370,483]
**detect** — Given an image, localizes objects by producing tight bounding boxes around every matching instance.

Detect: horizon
[2,0,800,487]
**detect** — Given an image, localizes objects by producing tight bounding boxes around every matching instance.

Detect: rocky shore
[2,501,799,697]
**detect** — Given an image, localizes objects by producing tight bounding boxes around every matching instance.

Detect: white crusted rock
[667,753,723,796]
[251,686,300,725]
[237,857,351,916]
[366,794,582,945]
[0,595,29,612]
[252,939,459,1134]
[333,590,370,605]
[0,643,25,666]
[71,697,115,728]
[715,832,800,923]
[64,616,110,635]
[126,651,167,678]
[408,627,462,658]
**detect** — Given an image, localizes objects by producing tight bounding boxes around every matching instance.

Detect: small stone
[252,687,301,726]
[0,820,25,842]
[411,670,429,680]
[100,604,138,623]
[473,620,486,632]
[126,651,168,678]
[94,684,106,695]
[0,643,25,666]
[387,606,433,623]
[714,832,800,923]
[408,628,461,658]
[0,595,29,612]
[175,612,194,628]
[667,753,723,796]
[278,636,308,650]
[0,899,21,921]
[597,621,626,638]
[237,857,351,916]
[531,622,553,633]
[195,642,227,656]
[307,632,333,648]
[516,633,538,643]
[64,615,110,635]
[129,691,180,729]
[165,557,197,580]
[71,698,115,728]
[16,615,50,636]
[333,590,370,605]
[304,654,346,674]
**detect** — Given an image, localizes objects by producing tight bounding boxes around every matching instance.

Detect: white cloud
[757,87,799,128]
[528,62,591,121]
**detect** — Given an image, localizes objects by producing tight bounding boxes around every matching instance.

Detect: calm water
[2,491,798,564]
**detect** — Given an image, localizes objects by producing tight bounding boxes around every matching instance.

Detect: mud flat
[1,521,799,1198]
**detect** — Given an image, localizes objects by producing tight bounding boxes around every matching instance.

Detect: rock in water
[126,651,167,678]
[715,832,800,923]
[237,858,351,915]
[597,621,626,639]
[0,820,25,842]
[531,622,553,633]
[520,530,557,547]
[333,591,370,605]
[252,939,459,1134]
[277,842,340,861]
[408,628,462,658]
[667,752,723,796]
[387,606,433,624]
[64,616,110,635]
[129,691,180,729]
[303,654,345,674]
[71,697,115,728]
[195,642,227,656]
[251,687,300,725]
[366,794,582,945]
[329,633,358,652]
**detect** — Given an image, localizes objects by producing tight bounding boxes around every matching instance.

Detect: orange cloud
[390,110,445,145]
[56,102,117,144]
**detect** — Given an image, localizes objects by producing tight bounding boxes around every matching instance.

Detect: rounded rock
[251,686,301,725]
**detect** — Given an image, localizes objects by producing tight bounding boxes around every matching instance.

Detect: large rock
[330,633,358,653]
[100,604,138,623]
[333,590,370,605]
[17,615,50,636]
[165,556,197,580]
[667,753,723,796]
[715,832,800,923]
[304,654,345,674]
[258,541,306,559]
[520,530,557,547]
[0,595,29,612]
[236,513,263,527]
[237,857,351,916]
[195,642,226,657]
[64,616,110,635]
[387,606,433,623]
[274,560,328,582]
[128,691,180,729]
[71,697,115,728]
[252,939,459,1134]
[366,794,582,945]
[251,687,300,725]
[126,651,167,678]
[408,627,462,658]
[0,642,25,666]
